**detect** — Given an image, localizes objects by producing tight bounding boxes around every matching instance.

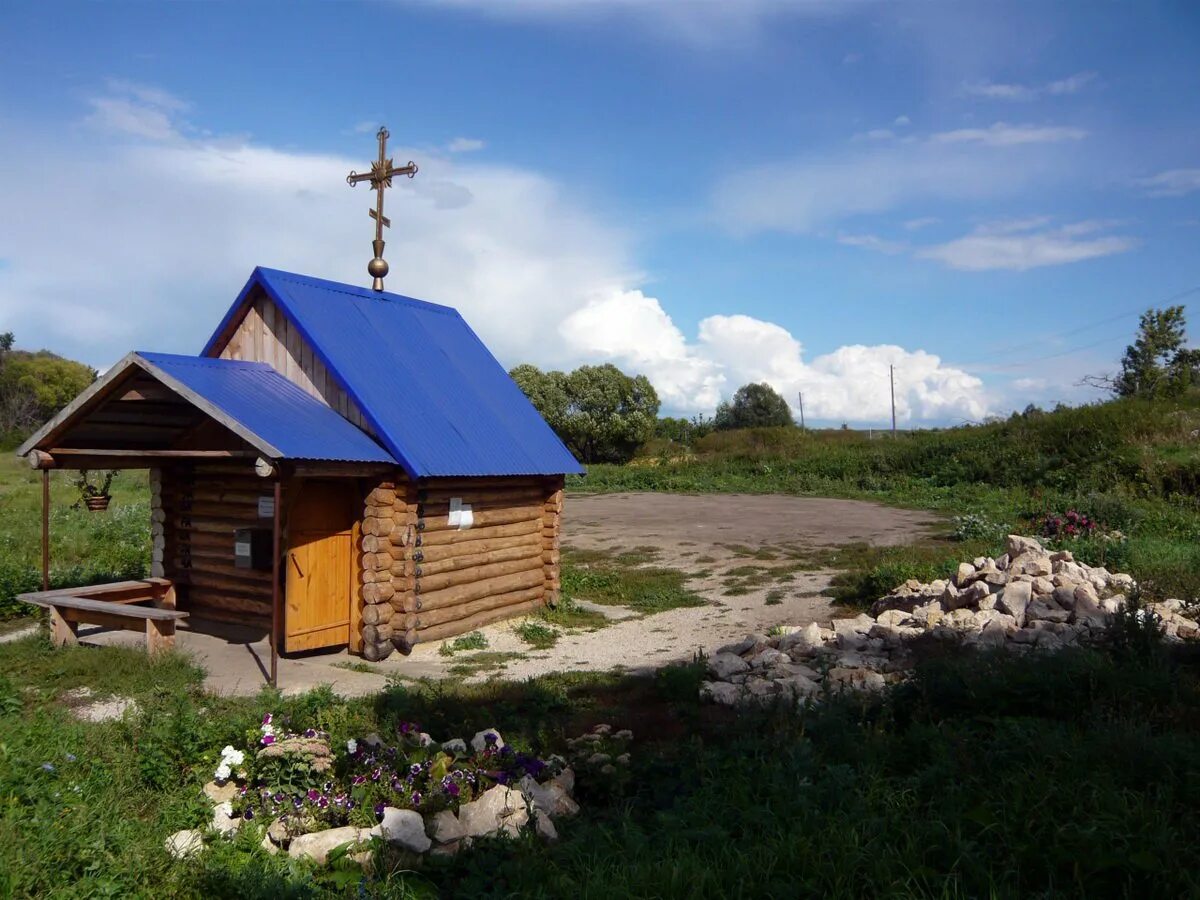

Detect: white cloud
[917,219,1135,271]
[447,137,486,153]
[931,122,1087,146]
[420,0,858,46]
[712,123,1081,234]
[84,80,190,141]
[0,81,989,424]
[1136,168,1200,198]
[837,233,907,254]
[893,115,911,127]
[903,216,939,230]
[962,71,1097,101]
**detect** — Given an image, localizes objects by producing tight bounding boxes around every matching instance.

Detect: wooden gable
[215,287,374,435]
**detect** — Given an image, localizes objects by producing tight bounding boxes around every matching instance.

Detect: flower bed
[165,716,630,865]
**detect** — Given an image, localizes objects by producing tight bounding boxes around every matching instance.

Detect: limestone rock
[442,738,468,755]
[470,729,505,754]
[203,780,238,805]
[707,652,750,680]
[165,829,204,860]
[997,581,1032,625]
[519,776,580,818]
[827,667,886,692]
[1007,535,1044,558]
[701,680,743,706]
[428,809,467,844]
[954,562,977,587]
[533,809,558,842]
[379,807,432,854]
[288,826,376,864]
[210,801,240,835]
[457,784,529,838]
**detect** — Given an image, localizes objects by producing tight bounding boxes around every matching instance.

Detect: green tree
[714,382,795,430]
[508,364,570,432]
[510,362,660,463]
[1112,306,1199,399]
[0,347,96,438]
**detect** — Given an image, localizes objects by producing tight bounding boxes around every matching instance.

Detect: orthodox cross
[346,127,418,291]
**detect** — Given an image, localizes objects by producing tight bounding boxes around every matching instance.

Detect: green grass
[445,650,525,678]
[4,628,1200,896]
[0,454,152,619]
[764,589,785,605]
[562,548,706,616]
[513,620,560,649]
[535,596,612,631]
[438,631,489,656]
[330,660,377,674]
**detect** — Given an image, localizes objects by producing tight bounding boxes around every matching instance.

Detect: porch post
[270,477,282,688]
[41,469,50,592]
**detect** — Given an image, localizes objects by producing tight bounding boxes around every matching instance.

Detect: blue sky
[0,0,1197,425]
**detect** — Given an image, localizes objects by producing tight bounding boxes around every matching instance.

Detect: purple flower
[371,767,382,782]
[445,782,460,797]
[410,792,422,807]
[262,713,273,726]
[304,728,317,738]
[273,792,285,803]
[261,734,276,746]
[317,795,329,809]
[352,775,367,786]
[244,808,255,821]
[307,789,320,802]
[410,763,422,776]
[40,763,54,772]
[374,802,386,819]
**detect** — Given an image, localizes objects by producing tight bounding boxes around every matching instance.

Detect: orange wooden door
[285,482,356,652]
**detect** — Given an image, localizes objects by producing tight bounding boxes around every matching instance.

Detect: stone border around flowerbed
[164,725,633,867]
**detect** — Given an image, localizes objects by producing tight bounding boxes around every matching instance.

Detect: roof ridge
[259,268,460,317]
[137,351,271,370]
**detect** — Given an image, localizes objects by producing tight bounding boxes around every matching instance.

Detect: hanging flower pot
[72,469,119,512]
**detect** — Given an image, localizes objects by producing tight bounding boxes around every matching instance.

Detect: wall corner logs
[359,475,565,657]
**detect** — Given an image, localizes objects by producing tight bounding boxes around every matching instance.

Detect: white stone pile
[700,534,1197,709]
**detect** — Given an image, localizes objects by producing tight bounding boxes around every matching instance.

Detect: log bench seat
[18,578,187,655]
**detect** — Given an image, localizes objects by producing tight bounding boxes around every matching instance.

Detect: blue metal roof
[136,352,397,464]
[201,268,584,479]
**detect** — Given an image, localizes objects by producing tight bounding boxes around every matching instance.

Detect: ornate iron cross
[346,127,418,291]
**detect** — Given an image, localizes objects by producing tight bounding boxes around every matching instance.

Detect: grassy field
[3,628,1200,897]
[571,394,1200,607]
[0,453,150,618]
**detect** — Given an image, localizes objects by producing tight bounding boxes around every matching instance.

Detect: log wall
[357,475,566,656]
[159,463,281,627]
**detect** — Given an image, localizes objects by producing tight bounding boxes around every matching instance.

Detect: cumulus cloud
[560,301,988,423]
[917,219,1135,271]
[837,233,907,254]
[1135,168,1200,198]
[962,71,1097,101]
[84,79,190,141]
[0,81,988,424]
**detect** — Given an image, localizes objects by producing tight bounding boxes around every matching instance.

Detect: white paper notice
[257,496,275,518]
[447,497,474,530]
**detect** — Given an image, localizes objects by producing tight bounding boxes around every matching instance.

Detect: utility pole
[889,365,897,436]
[797,391,806,429]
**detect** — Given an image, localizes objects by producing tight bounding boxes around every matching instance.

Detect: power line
[950,285,1199,364]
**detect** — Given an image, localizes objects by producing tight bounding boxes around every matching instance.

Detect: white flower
[219,746,245,766]
[346,739,357,754]
[214,762,231,781]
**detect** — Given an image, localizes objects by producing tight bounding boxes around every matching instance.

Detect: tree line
[0,333,96,446]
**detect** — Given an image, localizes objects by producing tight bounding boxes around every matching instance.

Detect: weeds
[513,620,559,649]
[438,631,488,656]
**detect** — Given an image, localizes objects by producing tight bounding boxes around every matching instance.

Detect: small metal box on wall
[234,528,273,570]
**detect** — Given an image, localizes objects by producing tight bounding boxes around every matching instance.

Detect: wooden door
[285,481,356,652]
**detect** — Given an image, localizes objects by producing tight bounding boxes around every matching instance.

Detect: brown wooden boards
[285,481,356,652]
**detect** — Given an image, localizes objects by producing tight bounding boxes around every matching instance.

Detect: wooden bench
[18,578,188,655]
